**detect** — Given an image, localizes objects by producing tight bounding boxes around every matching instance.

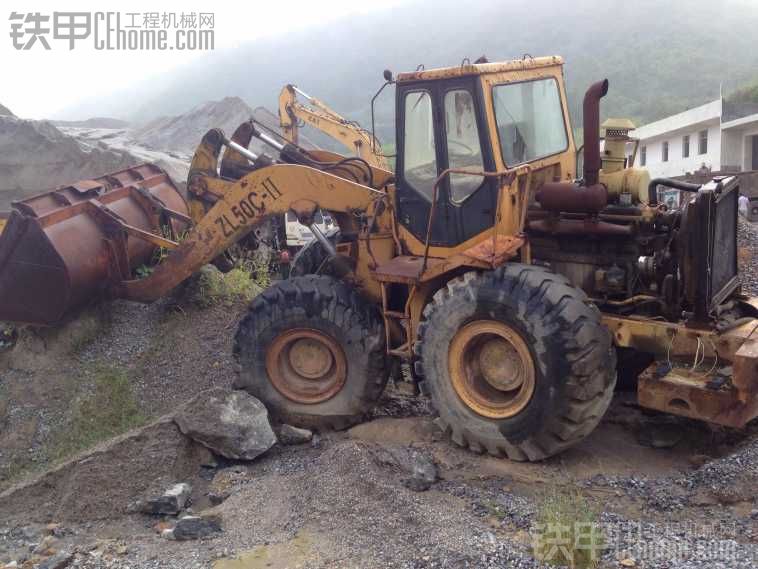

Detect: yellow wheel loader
[0,55,756,461]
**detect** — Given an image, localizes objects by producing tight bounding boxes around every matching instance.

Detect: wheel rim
[448,320,536,419]
[266,328,347,404]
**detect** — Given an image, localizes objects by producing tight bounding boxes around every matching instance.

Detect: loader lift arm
[279,84,389,170]
[116,128,388,302]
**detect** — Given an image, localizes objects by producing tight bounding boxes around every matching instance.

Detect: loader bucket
[0,163,189,326]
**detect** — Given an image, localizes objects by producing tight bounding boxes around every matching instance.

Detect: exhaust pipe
[583,79,609,187]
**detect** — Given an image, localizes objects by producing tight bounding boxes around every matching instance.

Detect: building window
[698,129,708,154]
[662,141,669,162]
[640,145,646,166]
[682,135,690,158]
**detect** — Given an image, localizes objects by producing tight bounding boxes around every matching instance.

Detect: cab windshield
[492,78,568,166]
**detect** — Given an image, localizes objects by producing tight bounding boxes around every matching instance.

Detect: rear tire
[415,265,616,461]
[234,275,389,430]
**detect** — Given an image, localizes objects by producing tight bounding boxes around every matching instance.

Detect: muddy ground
[0,266,757,568]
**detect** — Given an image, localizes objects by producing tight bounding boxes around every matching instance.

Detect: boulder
[175,389,276,460]
[37,551,73,569]
[370,445,438,492]
[171,515,221,541]
[275,424,313,445]
[138,483,192,515]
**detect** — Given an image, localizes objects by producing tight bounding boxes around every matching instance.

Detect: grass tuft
[50,365,146,460]
[531,489,605,569]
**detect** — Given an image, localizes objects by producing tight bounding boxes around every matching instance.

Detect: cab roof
[395,55,564,83]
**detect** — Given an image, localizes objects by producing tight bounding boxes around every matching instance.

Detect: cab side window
[402,90,438,200]
[444,89,484,203]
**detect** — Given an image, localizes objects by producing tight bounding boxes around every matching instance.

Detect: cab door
[395,77,498,248]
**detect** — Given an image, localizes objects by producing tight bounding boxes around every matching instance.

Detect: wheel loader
[0,55,756,461]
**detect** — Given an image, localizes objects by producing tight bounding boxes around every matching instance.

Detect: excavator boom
[279,84,389,170]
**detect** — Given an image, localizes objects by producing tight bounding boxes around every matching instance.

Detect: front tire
[415,265,616,461]
[290,229,340,277]
[234,275,389,430]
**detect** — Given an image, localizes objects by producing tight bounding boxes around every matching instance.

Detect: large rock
[138,483,192,515]
[275,424,313,446]
[171,515,222,541]
[175,389,276,460]
[369,445,438,492]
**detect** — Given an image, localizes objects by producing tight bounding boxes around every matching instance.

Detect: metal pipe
[309,223,337,258]
[582,79,609,187]
[647,177,701,206]
[291,85,313,101]
[224,139,260,163]
[256,130,287,152]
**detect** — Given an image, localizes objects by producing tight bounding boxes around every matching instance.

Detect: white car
[285,209,335,252]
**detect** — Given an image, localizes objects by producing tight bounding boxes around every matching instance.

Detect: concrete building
[629,98,758,220]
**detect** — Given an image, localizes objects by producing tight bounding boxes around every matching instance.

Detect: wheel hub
[449,320,536,419]
[266,328,347,404]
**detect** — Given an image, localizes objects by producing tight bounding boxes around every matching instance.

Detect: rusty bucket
[0,163,189,326]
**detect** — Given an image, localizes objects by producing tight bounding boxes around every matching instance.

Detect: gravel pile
[737,218,758,296]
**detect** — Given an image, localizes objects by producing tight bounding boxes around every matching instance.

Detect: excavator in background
[0,55,756,462]
[278,84,390,170]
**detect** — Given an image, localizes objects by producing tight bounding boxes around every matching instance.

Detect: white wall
[741,126,758,170]
[636,122,720,178]
[721,130,743,170]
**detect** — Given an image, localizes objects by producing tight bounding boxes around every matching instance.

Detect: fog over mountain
[57,0,758,142]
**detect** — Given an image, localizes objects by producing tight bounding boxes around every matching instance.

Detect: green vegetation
[532,489,605,569]
[49,365,146,461]
[66,308,111,355]
[727,79,758,105]
[243,253,275,290]
[189,265,263,308]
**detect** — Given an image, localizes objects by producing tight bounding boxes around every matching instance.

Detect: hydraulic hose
[647,178,702,206]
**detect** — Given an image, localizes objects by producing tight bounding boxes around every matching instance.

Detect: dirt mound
[0,288,249,488]
[52,117,130,129]
[0,417,211,524]
[132,97,258,155]
[0,116,137,208]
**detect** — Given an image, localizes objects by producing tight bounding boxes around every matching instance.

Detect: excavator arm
[278,84,389,170]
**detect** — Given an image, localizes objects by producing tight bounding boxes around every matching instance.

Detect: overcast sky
[1,1,405,119]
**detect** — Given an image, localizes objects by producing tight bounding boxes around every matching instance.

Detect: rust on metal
[582,79,609,187]
[527,218,632,236]
[535,182,608,213]
[607,314,758,427]
[0,163,188,326]
[265,328,347,404]
[448,320,536,419]
[462,234,524,266]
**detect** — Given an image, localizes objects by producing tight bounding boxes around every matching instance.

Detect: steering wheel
[447,139,476,157]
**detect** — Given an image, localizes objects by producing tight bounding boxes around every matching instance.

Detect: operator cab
[391,57,575,247]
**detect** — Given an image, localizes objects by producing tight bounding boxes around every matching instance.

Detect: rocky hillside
[52,118,130,129]
[0,116,137,209]
[132,97,257,155]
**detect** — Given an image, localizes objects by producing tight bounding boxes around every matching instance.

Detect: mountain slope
[0,117,136,208]
[56,0,758,140]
